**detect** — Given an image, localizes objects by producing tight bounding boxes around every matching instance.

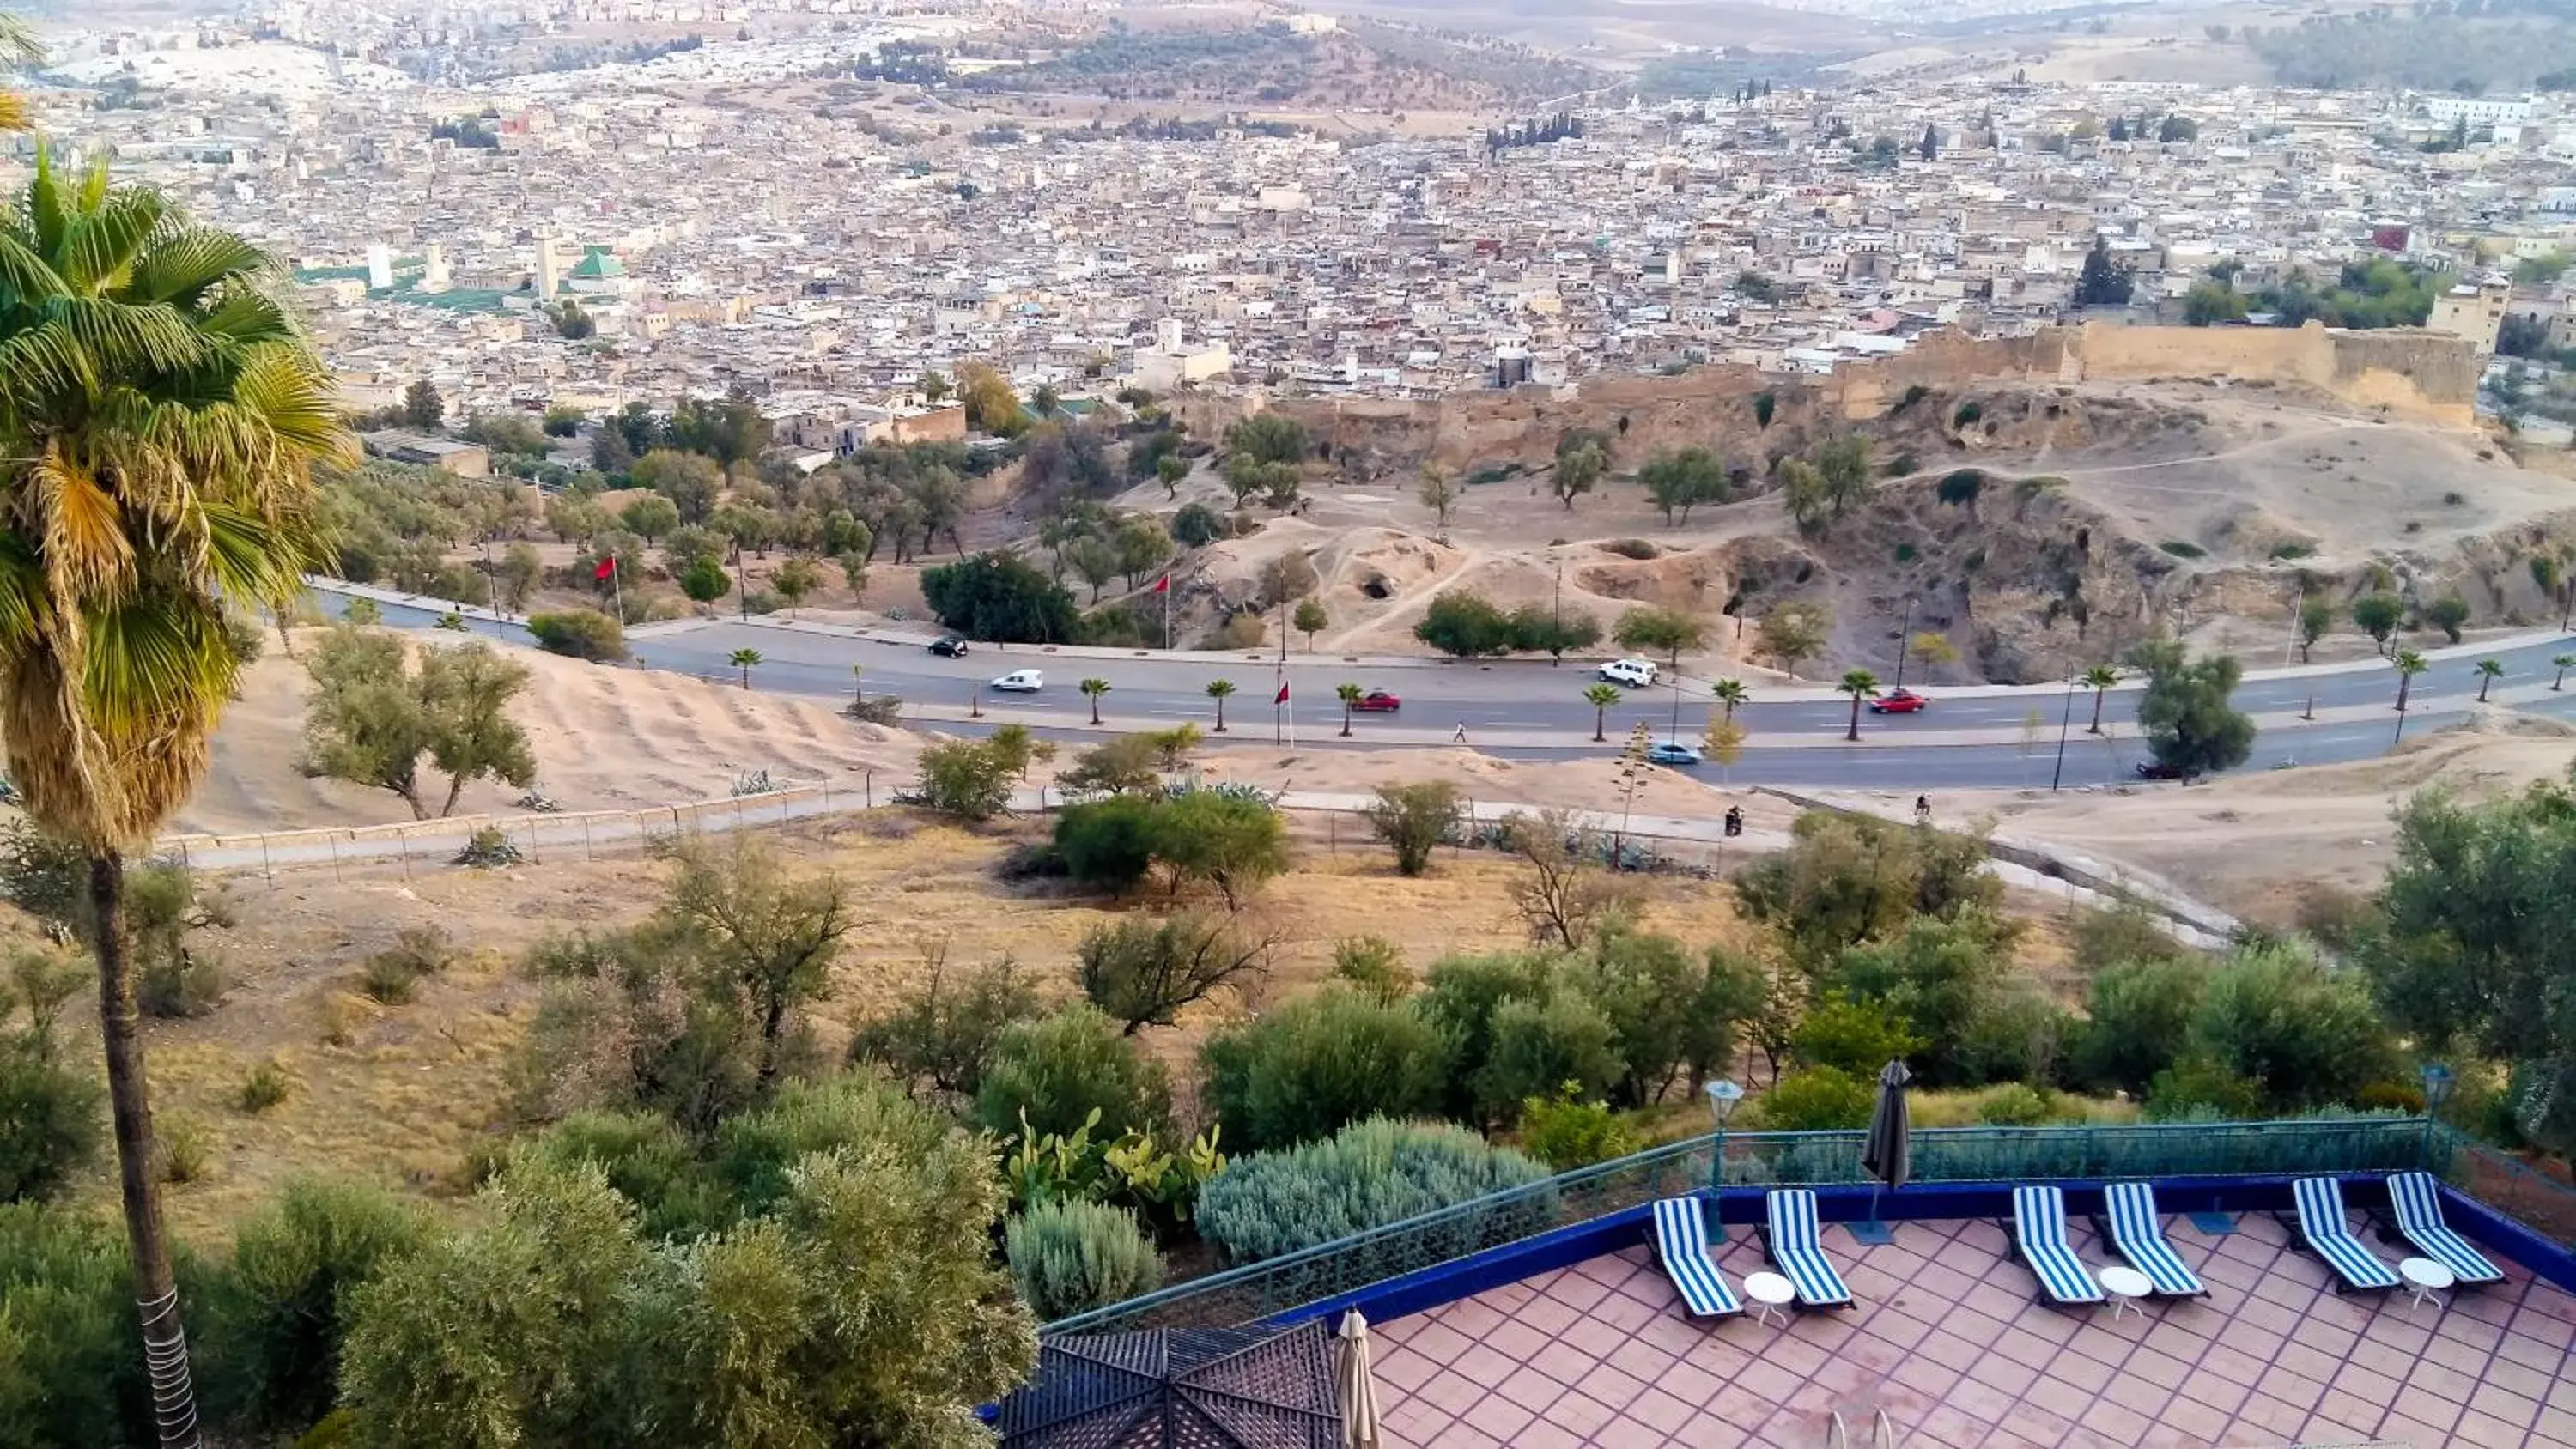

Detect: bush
[1366,781,1463,877]
[526,609,628,662]
[1331,936,1413,1003]
[1976,1083,2053,1127]
[1789,991,1926,1078]
[156,1114,212,1185]
[1195,1119,1552,1264]
[978,1006,1171,1143]
[1005,1198,1163,1320]
[238,1058,293,1114]
[2158,540,2206,559]
[454,824,521,868]
[920,551,1079,643]
[1751,1067,1874,1131]
[1951,401,1983,428]
[1601,538,1659,561]
[0,1037,102,1204]
[2072,955,2205,1093]
[356,927,452,1006]
[1199,989,1449,1151]
[0,1203,157,1443]
[2425,591,2470,643]
[914,737,1019,820]
[1413,591,1517,658]
[2146,1054,2263,1121]
[201,1178,430,1437]
[140,947,226,1018]
[1077,911,1267,1033]
[2190,942,2395,1111]
[1054,796,1160,895]
[1935,469,1984,507]
[1517,1087,1642,1170]
[1171,502,1224,548]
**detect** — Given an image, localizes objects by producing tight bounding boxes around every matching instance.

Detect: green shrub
[1474,992,1621,1129]
[1789,992,1927,1078]
[201,1178,430,1436]
[156,1114,212,1185]
[355,928,453,1007]
[1054,796,1160,894]
[140,947,226,1019]
[1331,937,1413,1003]
[1005,1198,1163,1320]
[1951,401,1983,428]
[0,1035,103,1203]
[239,1058,293,1114]
[1517,1087,1641,1170]
[2146,1054,2263,1121]
[1195,1119,1552,1264]
[1171,502,1224,548]
[2072,956,2206,1094]
[2268,540,2316,561]
[977,1006,1170,1143]
[1976,1083,2052,1126]
[526,608,628,661]
[0,1203,156,1443]
[2158,540,2206,559]
[1751,1067,1874,1131]
[1199,989,1449,1151]
[518,1111,728,1240]
[1935,469,1984,507]
[913,737,1019,820]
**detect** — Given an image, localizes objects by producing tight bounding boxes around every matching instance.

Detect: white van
[1596,658,1658,688]
[989,669,1044,693]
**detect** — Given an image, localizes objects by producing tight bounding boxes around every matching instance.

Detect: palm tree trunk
[2397,678,2412,712]
[1340,706,1352,737]
[2088,690,2105,734]
[88,850,203,1449]
[1213,700,1226,731]
[2479,677,2492,703]
[1846,697,1862,742]
[1594,708,1606,743]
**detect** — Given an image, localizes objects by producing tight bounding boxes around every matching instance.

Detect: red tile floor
[1367,1208,2576,1447]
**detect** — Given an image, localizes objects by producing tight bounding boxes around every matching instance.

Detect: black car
[928,635,969,658]
[2133,761,2192,781]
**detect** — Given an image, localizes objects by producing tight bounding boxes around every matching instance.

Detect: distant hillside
[960,19,1605,107]
[2247,10,2576,91]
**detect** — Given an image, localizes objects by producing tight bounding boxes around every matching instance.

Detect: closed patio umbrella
[1335,1310,1380,1449]
[1856,1058,1913,1244]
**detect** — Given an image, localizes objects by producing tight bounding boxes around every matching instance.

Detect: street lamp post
[2419,1062,2455,1169]
[1705,1079,1744,1238]
[2049,674,2078,791]
[1892,596,1917,691]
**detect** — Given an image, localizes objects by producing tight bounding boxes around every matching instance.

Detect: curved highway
[319,585,2574,790]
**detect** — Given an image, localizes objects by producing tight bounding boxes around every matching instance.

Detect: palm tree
[0,15,39,134]
[2081,664,2118,734]
[0,154,351,1443]
[1206,677,1235,731]
[1583,683,1622,742]
[731,647,762,690]
[1335,682,1362,737]
[1710,677,1749,721]
[2554,653,2574,692]
[849,664,863,708]
[2474,658,2505,703]
[1080,676,1109,724]
[2393,649,2428,714]
[1838,669,1881,742]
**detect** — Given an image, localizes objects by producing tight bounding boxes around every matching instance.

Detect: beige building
[2428,278,2512,355]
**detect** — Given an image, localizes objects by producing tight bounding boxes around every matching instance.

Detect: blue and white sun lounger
[2291,1176,2401,1293]
[1761,1189,1855,1309]
[2010,1185,2105,1305]
[2097,1181,2206,1298]
[2384,1171,2504,1286]
[1649,1197,1743,1319]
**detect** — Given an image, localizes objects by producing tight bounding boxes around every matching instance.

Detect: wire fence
[1043,1117,2438,1337]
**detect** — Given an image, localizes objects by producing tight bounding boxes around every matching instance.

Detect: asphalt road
[320,588,2567,790]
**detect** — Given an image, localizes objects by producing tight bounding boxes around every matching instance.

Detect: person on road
[1452,723,1469,744]
[1914,794,1932,825]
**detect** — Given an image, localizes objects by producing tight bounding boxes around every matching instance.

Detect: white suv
[1596,658,1658,688]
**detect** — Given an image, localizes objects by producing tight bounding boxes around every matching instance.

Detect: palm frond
[58,186,173,294]
[27,448,136,600]
[0,229,73,311]
[0,318,92,417]
[71,155,110,219]
[124,227,267,310]
[0,94,29,136]
[77,593,228,841]
[0,14,42,66]
[0,643,118,849]
[192,284,295,345]
[0,529,46,655]
[25,148,64,259]
[200,500,311,609]
[52,294,210,376]
[227,344,357,464]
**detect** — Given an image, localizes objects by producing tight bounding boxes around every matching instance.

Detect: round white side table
[2400,1256,2456,1314]
[1741,1270,1797,1328]
[2099,1264,2154,1322]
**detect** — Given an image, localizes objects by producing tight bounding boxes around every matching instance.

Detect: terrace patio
[1368,1207,2576,1447]
[1042,1119,2576,1449]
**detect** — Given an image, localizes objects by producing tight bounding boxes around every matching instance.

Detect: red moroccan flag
[1274,681,1290,705]
[593,556,616,581]
[1151,573,1170,594]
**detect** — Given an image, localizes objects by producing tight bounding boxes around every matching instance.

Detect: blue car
[1645,741,1703,767]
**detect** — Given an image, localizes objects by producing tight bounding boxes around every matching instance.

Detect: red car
[1350,689,1402,712]
[1868,688,1931,715]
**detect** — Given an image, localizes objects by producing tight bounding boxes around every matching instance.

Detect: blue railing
[1045,1115,2434,1336]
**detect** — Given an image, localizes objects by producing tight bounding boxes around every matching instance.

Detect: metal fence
[2429,1124,2576,1244]
[1045,1116,2436,1337]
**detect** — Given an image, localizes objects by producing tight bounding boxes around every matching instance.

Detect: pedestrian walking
[1453,723,1469,744]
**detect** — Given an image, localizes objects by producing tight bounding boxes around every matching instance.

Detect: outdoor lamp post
[2420,1061,2455,1167]
[1706,1079,1744,1239]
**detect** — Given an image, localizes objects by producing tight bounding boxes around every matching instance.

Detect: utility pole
[1891,595,1917,690]
[483,536,501,637]
[2049,674,2077,791]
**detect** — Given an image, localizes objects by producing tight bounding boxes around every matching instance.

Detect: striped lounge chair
[2381,1171,2504,1287]
[1759,1189,1855,1309]
[2095,1181,2207,1298]
[2289,1176,2401,1294]
[2009,1185,2105,1306]
[1649,1197,1743,1319]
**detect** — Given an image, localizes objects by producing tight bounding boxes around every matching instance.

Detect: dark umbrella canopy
[1862,1058,1914,1192]
[999,1322,1343,1449]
